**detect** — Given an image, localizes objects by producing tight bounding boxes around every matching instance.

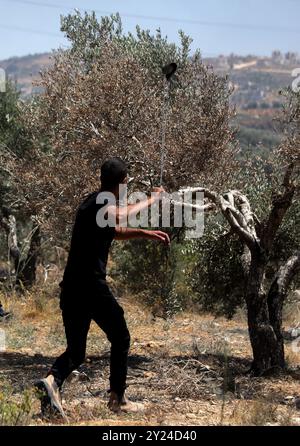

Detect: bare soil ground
[0,291,300,426]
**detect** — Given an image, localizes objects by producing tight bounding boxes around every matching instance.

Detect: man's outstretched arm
[115,226,170,246]
[107,187,165,225]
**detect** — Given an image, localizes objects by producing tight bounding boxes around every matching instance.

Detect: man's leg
[49,306,91,387]
[36,304,91,418]
[91,286,131,406]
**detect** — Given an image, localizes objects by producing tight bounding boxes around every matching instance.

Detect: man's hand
[152,186,165,200]
[146,230,170,246]
[115,227,170,246]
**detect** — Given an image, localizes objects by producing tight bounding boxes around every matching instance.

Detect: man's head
[100,157,128,193]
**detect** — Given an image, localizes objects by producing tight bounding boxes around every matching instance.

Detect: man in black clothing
[35,157,170,417]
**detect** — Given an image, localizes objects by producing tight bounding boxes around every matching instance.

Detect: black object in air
[162,62,177,80]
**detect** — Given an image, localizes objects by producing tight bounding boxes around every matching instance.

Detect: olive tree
[9,12,237,241]
[186,87,299,375]
[0,80,39,288]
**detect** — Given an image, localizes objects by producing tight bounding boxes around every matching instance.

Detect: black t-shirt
[61,190,116,290]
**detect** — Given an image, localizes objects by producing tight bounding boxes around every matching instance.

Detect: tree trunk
[245,251,300,375]
[17,225,41,288]
[245,251,279,375]
[267,251,300,369]
[267,279,285,368]
[0,209,21,274]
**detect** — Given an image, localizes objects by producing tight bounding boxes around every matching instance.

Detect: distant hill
[1,51,296,151]
[205,53,298,151]
[0,52,52,96]
[0,51,296,103]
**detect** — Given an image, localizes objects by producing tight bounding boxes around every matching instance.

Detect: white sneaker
[35,375,67,420]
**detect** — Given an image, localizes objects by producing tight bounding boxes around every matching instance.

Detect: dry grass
[286,346,300,369]
[229,400,278,426]
[0,288,300,426]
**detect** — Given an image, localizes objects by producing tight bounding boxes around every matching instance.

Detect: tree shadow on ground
[1,350,298,397]
[0,350,252,389]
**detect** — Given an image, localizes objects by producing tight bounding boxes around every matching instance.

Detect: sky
[0,0,299,60]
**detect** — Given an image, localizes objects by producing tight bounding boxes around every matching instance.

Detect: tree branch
[178,186,258,248]
[270,251,300,298]
[262,163,296,252]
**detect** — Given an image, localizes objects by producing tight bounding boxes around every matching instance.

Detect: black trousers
[49,282,130,399]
